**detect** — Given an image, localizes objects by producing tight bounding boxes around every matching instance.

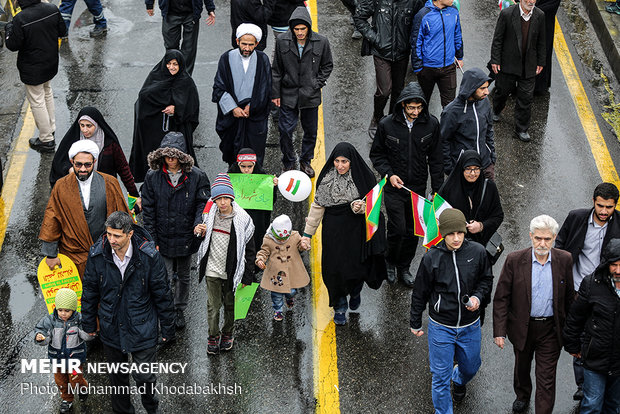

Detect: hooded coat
[50,107,139,196]
[370,81,443,195]
[257,231,310,293]
[563,239,620,376]
[5,0,66,85]
[440,68,496,175]
[306,142,387,307]
[212,46,272,165]
[129,50,200,183]
[354,0,423,62]
[271,6,333,109]
[141,132,211,258]
[82,225,176,353]
[438,150,503,246]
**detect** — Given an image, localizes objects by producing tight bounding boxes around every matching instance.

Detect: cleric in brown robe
[39,139,129,277]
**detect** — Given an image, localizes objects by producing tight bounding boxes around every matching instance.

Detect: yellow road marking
[307,1,340,413]
[554,19,620,187]
[0,102,35,253]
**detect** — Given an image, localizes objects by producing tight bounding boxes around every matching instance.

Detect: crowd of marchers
[4,0,619,413]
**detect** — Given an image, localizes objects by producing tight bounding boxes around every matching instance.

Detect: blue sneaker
[333,312,347,326]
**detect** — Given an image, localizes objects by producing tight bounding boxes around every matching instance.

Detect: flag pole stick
[454,57,464,74]
[400,185,414,194]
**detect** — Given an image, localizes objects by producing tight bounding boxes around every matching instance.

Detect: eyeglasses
[74,162,93,169]
[464,167,481,173]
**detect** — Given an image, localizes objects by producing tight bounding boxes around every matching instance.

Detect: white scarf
[197,200,254,292]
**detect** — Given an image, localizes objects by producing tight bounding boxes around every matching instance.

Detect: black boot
[399,267,415,288]
[386,263,397,284]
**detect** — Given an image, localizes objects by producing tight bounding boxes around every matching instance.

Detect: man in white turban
[212,23,272,167]
[38,139,129,277]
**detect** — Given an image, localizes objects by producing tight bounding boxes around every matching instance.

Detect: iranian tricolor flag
[364,176,387,241]
[432,193,451,219]
[410,192,445,248]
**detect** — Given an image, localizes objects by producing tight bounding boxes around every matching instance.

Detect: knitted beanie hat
[438,208,467,236]
[55,288,78,311]
[269,215,292,241]
[211,173,235,201]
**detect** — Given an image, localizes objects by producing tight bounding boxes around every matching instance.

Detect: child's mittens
[256,260,266,270]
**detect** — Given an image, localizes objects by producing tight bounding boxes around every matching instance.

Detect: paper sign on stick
[229,174,274,211]
[234,283,259,320]
[37,254,82,314]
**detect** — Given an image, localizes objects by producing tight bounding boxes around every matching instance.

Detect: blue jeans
[59,0,106,30]
[580,368,620,414]
[271,289,297,312]
[427,319,482,414]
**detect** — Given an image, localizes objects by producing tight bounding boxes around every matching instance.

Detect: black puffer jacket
[5,0,66,85]
[410,239,493,330]
[82,226,176,353]
[370,81,443,194]
[563,239,620,376]
[141,132,210,257]
[354,0,424,62]
[271,7,333,109]
[441,68,496,174]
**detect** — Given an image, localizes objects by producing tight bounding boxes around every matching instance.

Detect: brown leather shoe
[300,162,315,178]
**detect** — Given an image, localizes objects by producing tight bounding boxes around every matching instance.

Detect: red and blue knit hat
[211,173,235,201]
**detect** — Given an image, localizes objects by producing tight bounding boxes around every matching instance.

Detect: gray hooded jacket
[440,68,496,175]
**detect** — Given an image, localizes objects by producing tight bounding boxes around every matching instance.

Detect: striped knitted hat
[211,173,235,200]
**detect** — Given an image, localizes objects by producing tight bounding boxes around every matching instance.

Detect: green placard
[234,283,260,320]
[229,173,274,211]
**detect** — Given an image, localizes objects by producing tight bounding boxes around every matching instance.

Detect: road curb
[580,0,620,82]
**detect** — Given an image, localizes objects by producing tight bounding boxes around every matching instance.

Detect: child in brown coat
[255,215,310,320]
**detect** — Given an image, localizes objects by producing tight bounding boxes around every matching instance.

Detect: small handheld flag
[364,176,387,241]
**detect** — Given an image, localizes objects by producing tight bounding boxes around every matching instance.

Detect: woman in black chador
[129,49,199,182]
[301,142,387,326]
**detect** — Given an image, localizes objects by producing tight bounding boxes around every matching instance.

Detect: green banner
[234,283,260,320]
[228,174,274,211]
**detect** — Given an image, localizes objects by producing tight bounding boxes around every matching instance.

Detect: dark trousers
[512,319,561,414]
[103,345,159,414]
[385,189,419,269]
[278,105,319,166]
[493,72,536,133]
[373,56,409,121]
[206,277,235,337]
[59,0,106,30]
[163,255,192,311]
[417,64,457,107]
[162,13,199,75]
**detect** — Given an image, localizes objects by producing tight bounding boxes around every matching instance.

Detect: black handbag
[477,179,504,265]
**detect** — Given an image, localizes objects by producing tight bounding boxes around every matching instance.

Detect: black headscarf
[50,106,119,187]
[227,148,266,175]
[317,142,377,197]
[137,49,199,124]
[438,150,485,219]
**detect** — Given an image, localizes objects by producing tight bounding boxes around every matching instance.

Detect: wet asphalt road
[1,0,619,413]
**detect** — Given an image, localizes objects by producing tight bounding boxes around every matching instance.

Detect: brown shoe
[300,162,315,178]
